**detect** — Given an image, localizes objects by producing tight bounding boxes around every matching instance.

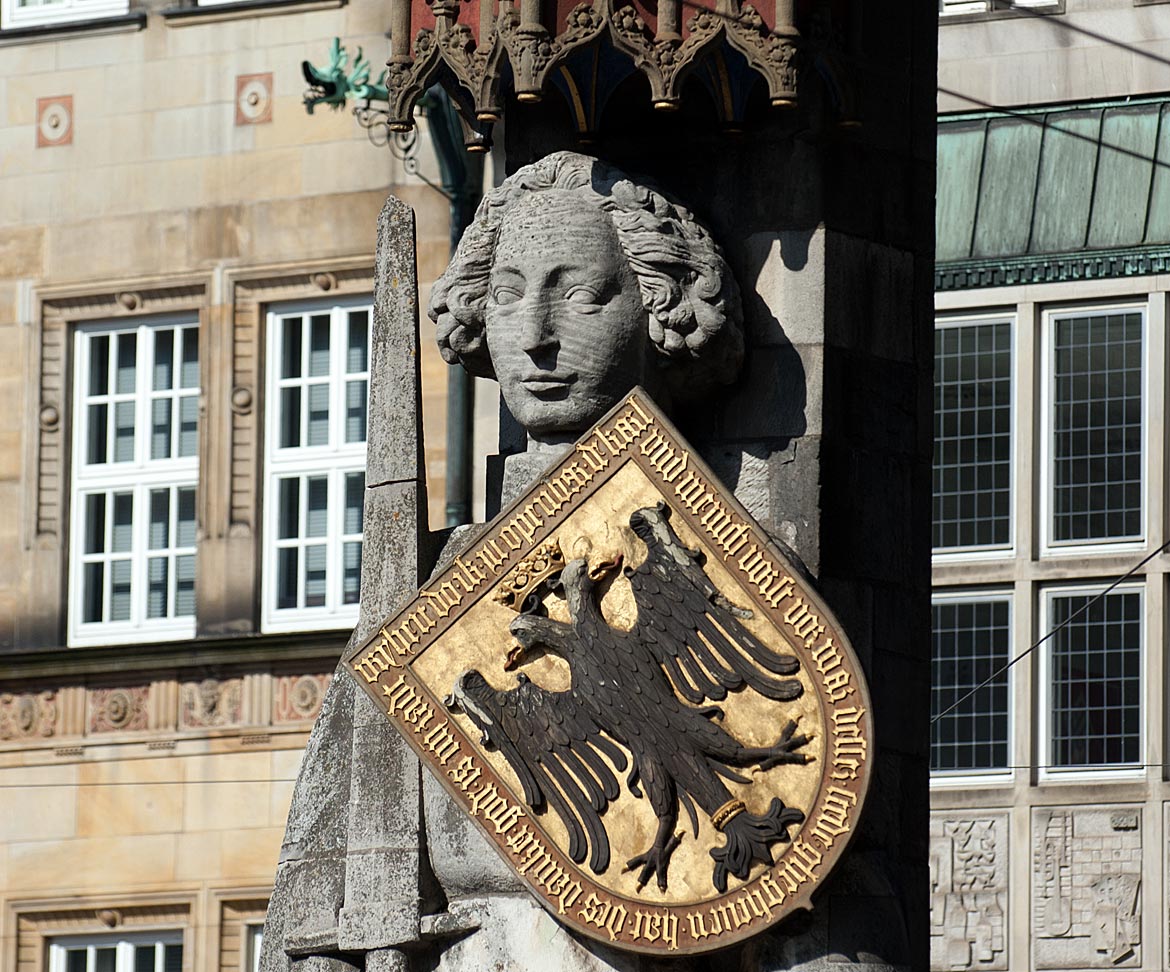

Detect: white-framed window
[933,315,1014,557]
[48,931,183,972]
[69,318,199,647]
[1040,583,1144,776]
[939,0,1057,14]
[1041,304,1146,554]
[930,591,1013,779]
[262,298,370,632]
[1,0,127,29]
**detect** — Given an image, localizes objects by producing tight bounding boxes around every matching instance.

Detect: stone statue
[264,153,762,972]
[429,151,744,453]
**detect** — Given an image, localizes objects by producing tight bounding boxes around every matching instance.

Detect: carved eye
[493,287,522,305]
[565,286,601,306]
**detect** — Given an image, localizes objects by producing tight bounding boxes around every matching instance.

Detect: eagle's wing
[627,508,803,705]
[451,670,627,874]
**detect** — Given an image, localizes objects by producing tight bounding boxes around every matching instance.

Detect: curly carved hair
[428,151,744,401]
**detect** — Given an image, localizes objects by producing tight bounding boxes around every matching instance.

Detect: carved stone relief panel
[930,812,1008,971]
[88,686,150,734]
[180,677,244,729]
[0,691,58,740]
[1032,807,1141,969]
[272,673,332,724]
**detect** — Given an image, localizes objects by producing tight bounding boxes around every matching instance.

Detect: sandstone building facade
[0,1,458,968]
[931,2,1170,970]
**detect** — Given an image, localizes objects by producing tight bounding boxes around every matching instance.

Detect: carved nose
[518,296,558,354]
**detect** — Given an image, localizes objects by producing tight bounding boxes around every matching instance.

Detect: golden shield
[345,389,873,954]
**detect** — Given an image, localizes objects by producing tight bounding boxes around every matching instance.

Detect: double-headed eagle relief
[449,502,811,895]
[345,391,872,954]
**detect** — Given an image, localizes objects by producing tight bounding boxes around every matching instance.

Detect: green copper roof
[936,96,1170,289]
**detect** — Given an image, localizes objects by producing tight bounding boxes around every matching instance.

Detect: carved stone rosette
[0,691,58,740]
[382,0,803,128]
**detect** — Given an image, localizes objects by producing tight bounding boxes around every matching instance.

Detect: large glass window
[930,594,1011,774]
[933,318,1013,552]
[48,933,182,972]
[1048,308,1144,547]
[263,300,370,631]
[1045,585,1142,770]
[70,320,199,646]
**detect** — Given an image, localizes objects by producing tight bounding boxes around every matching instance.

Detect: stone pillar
[497,9,936,969]
[262,197,432,972]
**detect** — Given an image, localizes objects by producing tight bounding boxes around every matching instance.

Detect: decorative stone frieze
[1032,807,1141,969]
[0,691,58,740]
[930,812,1007,970]
[88,686,150,734]
[180,677,244,729]
[272,673,332,724]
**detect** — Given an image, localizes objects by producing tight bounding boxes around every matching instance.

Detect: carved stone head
[428,151,744,446]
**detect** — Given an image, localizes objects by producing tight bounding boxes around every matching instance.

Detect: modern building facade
[0,1,460,969]
[932,2,1170,969]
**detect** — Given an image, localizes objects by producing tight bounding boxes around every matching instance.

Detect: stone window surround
[938,0,1064,24]
[8,896,193,972]
[26,259,375,650]
[931,276,1169,793]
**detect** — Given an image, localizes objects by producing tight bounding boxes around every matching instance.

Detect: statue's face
[486,192,649,439]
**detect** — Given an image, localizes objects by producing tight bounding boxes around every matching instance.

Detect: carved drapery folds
[384,0,802,133]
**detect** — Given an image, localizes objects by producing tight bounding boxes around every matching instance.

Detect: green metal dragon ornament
[302,38,389,113]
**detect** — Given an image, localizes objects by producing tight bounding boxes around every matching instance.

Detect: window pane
[347,310,369,372]
[932,321,1012,549]
[180,327,199,388]
[85,493,106,554]
[279,388,301,448]
[178,395,198,457]
[114,401,135,462]
[95,949,116,972]
[86,403,108,464]
[309,315,330,376]
[278,478,299,540]
[112,492,134,552]
[110,559,132,621]
[66,948,88,972]
[345,380,367,444]
[1051,312,1143,543]
[151,398,172,459]
[304,544,326,606]
[343,541,362,604]
[149,488,170,549]
[277,548,298,609]
[148,557,168,618]
[116,332,137,394]
[175,555,195,616]
[281,317,302,379]
[154,329,174,390]
[306,477,328,537]
[83,562,104,623]
[931,599,1011,772]
[164,944,182,972]
[307,384,329,446]
[177,487,196,547]
[89,334,110,396]
[1050,590,1142,767]
[134,945,156,972]
[344,472,364,534]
